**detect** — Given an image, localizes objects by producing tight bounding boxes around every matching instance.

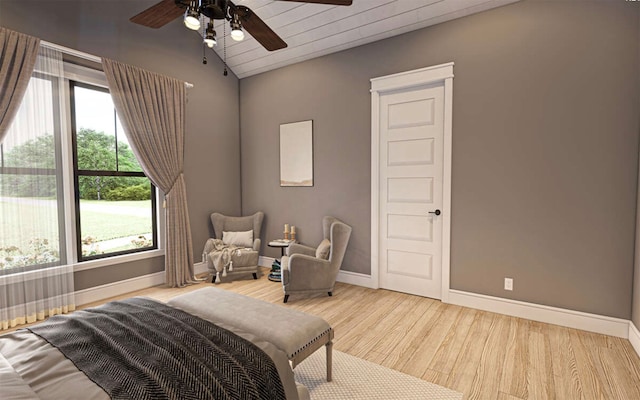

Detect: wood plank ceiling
[205,0,518,78]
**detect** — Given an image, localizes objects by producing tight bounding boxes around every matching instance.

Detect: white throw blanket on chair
[204,239,249,282]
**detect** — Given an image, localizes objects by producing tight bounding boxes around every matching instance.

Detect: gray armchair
[207,212,264,283]
[281,216,352,303]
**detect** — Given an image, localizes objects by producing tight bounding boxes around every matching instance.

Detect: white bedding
[0,350,39,400]
[0,300,309,400]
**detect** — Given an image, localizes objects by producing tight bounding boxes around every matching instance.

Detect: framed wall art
[280,120,313,187]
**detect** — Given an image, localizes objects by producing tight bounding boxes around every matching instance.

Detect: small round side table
[267,240,295,282]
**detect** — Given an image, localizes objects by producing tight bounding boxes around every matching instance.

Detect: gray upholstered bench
[167,287,334,381]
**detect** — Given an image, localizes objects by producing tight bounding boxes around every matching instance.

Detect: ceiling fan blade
[130,0,186,29]
[235,6,288,52]
[277,0,352,5]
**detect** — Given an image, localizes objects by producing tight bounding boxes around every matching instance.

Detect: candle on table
[284,224,290,233]
[291,226,296,234]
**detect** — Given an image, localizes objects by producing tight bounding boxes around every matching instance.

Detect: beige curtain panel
[102,58,196,287]
[0,27,40,143]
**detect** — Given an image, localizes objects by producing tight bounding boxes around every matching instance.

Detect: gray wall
[0,0,241,289]
[240,59,371,271]
[240,0,640,318]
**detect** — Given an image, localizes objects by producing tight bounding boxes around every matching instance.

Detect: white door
[378,84,444,299]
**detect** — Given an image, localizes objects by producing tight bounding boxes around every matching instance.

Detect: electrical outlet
[504,277,513,291]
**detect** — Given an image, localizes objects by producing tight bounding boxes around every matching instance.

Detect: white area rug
[294,350,463,400]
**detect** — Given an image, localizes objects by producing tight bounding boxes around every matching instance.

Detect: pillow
[315,239,331,260]
[222,230,254,248]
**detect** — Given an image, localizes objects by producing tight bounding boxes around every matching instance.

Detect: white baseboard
[629,321,640,357]
[336,270,377,288]
[75,271,165,306]
[194,261,208,275]
[259,256,276,268]
[447,289,629,338]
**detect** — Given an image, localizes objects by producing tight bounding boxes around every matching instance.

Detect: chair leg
[283,295,289,303]
[252,273,257,280]
[328,292,332,297]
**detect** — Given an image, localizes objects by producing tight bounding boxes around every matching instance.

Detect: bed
[0,293,310,400]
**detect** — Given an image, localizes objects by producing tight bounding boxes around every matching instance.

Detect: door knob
[429,209,441,216]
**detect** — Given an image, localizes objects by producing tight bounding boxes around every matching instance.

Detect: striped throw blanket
[27,298,286,400]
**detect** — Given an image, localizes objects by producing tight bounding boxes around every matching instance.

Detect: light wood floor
[31,269,640,399]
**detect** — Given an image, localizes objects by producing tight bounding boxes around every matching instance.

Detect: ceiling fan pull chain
[223,22,228,76]
[202,18,207,65]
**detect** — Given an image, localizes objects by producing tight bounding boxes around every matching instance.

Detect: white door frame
[370,62,454,303]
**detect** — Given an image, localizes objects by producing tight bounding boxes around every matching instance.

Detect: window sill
[73,249,165,272]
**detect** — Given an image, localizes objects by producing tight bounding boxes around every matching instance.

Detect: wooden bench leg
[326,340,333,382]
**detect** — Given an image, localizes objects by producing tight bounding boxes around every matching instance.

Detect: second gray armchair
[281,216,352,303]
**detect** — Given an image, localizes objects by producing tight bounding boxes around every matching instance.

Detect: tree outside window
[71,83,157,261]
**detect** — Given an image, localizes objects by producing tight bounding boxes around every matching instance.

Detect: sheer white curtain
[0,44,74,331]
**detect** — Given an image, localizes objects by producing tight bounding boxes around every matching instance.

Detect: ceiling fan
[130,0,353,52]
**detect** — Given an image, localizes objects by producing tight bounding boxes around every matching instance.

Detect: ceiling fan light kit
[229,13,244,42]
[183,1,201,30]
[183,0,248,45]
[204,20,217,47]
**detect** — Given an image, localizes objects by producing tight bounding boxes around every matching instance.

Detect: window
[0,55,159,272]
[0,73,66,271]
[70,82,157,261]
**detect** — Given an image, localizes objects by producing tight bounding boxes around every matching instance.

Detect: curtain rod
[41,40,194,89]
